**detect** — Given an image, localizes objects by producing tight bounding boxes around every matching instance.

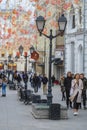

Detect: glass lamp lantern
[58,14,67,32]
[36,16,45,35]
[30,46,35,54]
[18,45,24,56]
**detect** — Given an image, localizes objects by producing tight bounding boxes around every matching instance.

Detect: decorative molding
[66,29,87,36]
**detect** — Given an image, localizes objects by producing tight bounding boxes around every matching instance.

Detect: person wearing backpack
[42,74,48,95]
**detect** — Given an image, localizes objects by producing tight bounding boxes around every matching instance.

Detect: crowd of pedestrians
[59,71,87,116]
[0,69,87,117]
[30,73,48,95]
[0,70,49,96]
[6,70,49,95]
[15,70,87,117]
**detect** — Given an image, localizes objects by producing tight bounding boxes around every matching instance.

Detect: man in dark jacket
[17,74,22,83]
[42,74,48,95]
[80,73,87,109]
[64,71,73,108]
[33,73,40,93]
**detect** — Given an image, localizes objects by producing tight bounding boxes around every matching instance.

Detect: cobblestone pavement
[0,84,87,130]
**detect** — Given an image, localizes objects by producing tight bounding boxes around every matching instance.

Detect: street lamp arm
[41,30,64,40]
[41,29,55,40]
[41,32,50,39]
[52,31,64,39]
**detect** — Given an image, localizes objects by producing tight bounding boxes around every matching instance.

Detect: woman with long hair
[70,73,83,116]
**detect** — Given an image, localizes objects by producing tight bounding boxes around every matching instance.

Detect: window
[72,14,75,28]
[71,7,75,29]
[71,42,75,73]
[70,5,75,29]
[79,8,82,25]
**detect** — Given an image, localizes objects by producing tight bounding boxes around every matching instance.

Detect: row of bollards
[17,85,42,105]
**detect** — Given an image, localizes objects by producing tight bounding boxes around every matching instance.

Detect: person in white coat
[70,73,83,116]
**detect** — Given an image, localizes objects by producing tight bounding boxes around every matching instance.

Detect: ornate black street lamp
[18,45,24,56]
[36,14,67,105]
[18,45,35,90]
[30,46,35,54]
[18,45,35,73]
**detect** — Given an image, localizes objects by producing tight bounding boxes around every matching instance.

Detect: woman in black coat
[17,74,22,83]
[64,72,73,108]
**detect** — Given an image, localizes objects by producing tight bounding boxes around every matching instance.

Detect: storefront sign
[55,50,64,60]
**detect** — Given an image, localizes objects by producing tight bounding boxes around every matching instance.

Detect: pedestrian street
[0,85,87,130]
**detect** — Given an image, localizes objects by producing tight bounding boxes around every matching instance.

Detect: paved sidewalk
[0,86,87,130]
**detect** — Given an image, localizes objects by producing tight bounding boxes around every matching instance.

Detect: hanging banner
[31,51,39,60]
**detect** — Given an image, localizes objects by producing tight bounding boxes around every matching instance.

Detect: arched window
[70,5,75,29]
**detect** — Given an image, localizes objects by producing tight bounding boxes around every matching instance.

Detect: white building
[65,0,87,76]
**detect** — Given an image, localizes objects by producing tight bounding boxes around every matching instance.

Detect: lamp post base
[47,93,53,105]
[32,103,68,119]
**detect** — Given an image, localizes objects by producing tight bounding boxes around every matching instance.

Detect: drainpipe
[83,0,86,74]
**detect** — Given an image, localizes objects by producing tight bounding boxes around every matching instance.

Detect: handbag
[73,91,79,102]
[69,91,79,102]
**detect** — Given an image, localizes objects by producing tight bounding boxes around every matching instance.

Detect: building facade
[35,0,65,79]
[65,0,87,76]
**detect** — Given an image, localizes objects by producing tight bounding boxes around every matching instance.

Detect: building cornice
[66,29,87,36]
